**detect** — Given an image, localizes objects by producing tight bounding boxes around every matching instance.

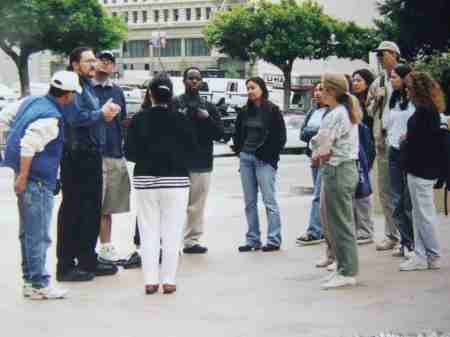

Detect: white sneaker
[22,282,33,298]
[315,257,333,268]
[376,238,397,251]
[399,253,428,271]
[321,273,357,290]
[428,256,441,270]
[326,261,337,271]
[98,244,120,263]
[321,271,337,283]
[30,286,68,300]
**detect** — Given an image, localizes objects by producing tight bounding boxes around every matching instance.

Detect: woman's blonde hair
[405,71,446,113]
[322,73,362,124]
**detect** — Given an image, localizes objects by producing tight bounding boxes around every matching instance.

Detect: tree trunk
[282,64,293,113]
[17,53,31,97]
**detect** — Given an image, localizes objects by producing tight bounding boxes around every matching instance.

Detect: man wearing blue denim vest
[0,71,80,299]
[56,47,121,282]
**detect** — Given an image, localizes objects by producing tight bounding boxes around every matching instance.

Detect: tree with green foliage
[375,0,450,60]
[0,0,127,96]
[205,0,377,111]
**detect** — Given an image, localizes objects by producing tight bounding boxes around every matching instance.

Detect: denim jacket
[63,76,105,152]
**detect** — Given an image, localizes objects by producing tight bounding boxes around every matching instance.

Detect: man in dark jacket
[56,47,121,282]
[173,67,224,254]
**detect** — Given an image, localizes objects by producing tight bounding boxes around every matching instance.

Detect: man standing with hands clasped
[174,67,224,254]
[56,47,121,282]
[0,71,81,299]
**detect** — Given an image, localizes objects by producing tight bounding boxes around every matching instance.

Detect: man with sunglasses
[92,51,130,265]
[174,67,224,254]
[368,41,401,252]
[56,47,121,282]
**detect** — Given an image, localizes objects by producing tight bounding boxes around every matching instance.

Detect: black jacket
[405,105,441,180]
[124,105,197,177]
[232,100,287,169]
[173,94,224,172]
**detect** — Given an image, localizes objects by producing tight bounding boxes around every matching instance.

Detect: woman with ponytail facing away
[125,74,197,295]
[311,73,361,290]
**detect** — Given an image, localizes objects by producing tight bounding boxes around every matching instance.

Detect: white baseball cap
[50,71,82,94]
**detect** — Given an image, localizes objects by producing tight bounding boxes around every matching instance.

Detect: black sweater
[405,105,442,180]
[173,94,224,172]
[232,100,287,169]
[124,105,197,177]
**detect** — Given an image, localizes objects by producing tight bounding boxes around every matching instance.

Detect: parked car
[216,99,237,143]
[0,84,18,111]
[284,112,306,151]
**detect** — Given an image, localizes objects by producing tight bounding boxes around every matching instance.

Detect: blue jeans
[18,180,54,288]
[239,152,282,247]
[388,147,414,250]
[306,165,322,239]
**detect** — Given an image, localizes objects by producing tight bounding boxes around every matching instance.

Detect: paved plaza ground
[0,145,449,337]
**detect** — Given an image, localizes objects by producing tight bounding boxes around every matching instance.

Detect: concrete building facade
[101,0,247,79]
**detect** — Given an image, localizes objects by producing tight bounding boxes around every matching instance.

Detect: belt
[64,144,100,153]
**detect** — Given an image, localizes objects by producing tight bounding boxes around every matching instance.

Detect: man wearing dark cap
[92,50,131,264]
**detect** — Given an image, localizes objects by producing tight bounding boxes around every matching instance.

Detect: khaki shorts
[102,157,131,215]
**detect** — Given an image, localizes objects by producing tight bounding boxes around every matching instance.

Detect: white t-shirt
[384,101,415,149]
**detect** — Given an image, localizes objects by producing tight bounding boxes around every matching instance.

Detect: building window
[124,40,150,58]
[185,8,191,21]
[104,0,108,4]
[159,39,182,57]
[112,12,117,17]
[112,0,116,3]
[123,64,128,70]
[142,11,147,23]
[173,9,179,22]
[124,0,128,3]
[132,11,138,23]
[185,38,210,57]
[123,12,129,23]
[206,7,212,20]
[195,8,201,20]
[163,9,169,22]
[130,64,134,70]
[154,10,159,23]
[145,64,150,71]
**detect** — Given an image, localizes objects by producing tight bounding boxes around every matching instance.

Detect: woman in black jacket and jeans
[400,71,445,271]
[232,77,287,252]
[125,74,196,294]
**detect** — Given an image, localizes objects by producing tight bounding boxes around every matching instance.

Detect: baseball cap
[374,41,401,56]
[97,50,116,63]
[50,71,82,94]
[149,73,173,97]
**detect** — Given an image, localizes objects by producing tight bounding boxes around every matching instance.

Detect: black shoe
[262,244,280,252]
[94,262,118,276]
[183,244,208,254]
[120,252,142,269]
[56,268,95,282]
[238,244,261,252]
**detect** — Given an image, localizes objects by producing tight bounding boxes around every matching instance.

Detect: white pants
[407,174,440,260]
[136,187,189,285]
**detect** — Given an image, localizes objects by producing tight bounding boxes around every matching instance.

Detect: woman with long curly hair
[400,71,445,271]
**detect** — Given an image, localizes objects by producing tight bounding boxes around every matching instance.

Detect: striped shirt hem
[133,176,190,190]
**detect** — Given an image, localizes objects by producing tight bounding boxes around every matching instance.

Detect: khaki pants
[184,172,211,247]
[320,186,336,262]
[321,161,359,277]
[376,143,399,242]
